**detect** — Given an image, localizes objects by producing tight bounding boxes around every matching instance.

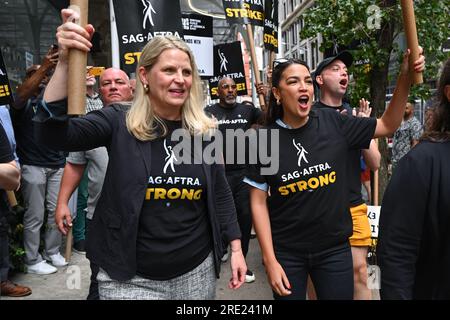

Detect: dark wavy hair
[264,59,310,125]
[421,58,450,142]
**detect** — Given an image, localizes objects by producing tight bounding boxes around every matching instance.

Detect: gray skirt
[97,252,216,300]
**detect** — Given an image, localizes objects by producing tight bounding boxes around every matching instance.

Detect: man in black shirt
[205,77,261,283]
[314,51,380,299]
[11,50,67,275]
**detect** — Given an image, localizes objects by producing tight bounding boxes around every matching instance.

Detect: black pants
[274,242,354,300]
[85,218,99,300]
[225,171,252,257]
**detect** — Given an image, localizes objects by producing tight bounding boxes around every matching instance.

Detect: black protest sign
[182,13,213,78]
[222,0,264,26]
[0,52,13,106]
[264,0,279,52]
[112,0,184,74]
[209,41,247,99]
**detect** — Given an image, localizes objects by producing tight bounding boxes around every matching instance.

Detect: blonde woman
[35,8,246,300]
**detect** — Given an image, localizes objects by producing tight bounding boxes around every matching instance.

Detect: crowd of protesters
[2,5,449,301]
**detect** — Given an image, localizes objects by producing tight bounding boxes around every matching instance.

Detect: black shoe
[73,239,86,254]
[245,270,255,283]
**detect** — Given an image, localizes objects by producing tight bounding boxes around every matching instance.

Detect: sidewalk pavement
[2,237,273,300]
[2,238,379,300]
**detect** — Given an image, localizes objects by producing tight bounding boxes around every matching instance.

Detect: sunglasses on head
[272,58,308,70]
[220,83,237,90]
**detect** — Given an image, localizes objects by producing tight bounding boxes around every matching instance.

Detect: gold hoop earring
[143,84,149,93]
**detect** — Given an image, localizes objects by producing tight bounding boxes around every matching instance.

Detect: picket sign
[367,205,381,238]
[367,205,381,289]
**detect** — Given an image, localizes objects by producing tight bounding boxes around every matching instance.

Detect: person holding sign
[313,51,381,300]
[11,46,68,275]
[377,58,450,300]
[34,8,246,300]
[244,49,424,299]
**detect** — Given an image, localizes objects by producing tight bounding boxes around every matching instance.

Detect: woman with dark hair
[244,51,424,300]
[377,58,450,300]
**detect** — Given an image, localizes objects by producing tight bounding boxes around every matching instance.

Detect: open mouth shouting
[339,78,348,89]
[298,95,310,110]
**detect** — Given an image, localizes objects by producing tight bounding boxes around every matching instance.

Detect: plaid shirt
[86,93,103,113]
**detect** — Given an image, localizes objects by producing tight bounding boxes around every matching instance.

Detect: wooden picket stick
[246,24,266,109]
[268,51,275,82]
[400,0,423,85]
[67,0,88,115]
[6,191,17,207]
[373,139,379,206]
[65,227,73,262]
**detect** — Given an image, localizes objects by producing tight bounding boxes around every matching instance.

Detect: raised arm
[14,47,58,109]
[44,8,94,103]
[374,49,425,138]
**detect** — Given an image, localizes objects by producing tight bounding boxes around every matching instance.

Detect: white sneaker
[26,261,58,275]
[245,270,256,283]
[46,253,68,267]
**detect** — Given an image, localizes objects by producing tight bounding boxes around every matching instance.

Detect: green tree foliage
[300,0,449,201]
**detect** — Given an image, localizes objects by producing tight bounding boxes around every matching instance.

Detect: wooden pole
[65,227,73,262]
[268,51,275,82]
[68,0,88,115]
[373,139,379,206]
[246,24,266,109]
[400,0,423,85]
[6,191,17,207]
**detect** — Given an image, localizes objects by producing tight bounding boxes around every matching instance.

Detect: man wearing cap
[313,51,381,300]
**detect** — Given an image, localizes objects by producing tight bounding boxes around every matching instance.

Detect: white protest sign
[367,205,381,238]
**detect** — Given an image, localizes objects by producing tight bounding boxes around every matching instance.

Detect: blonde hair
[126,36,216,141]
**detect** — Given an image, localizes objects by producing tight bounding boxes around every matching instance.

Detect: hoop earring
[143,84,149,93]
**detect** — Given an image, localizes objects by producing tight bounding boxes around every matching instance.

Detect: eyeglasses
[220,84,237,90]
[272,58,308,70]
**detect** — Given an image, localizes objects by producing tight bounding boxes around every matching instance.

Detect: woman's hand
[228,247,247,290]
[56,8,95,63]
[265,259,292,296]
[400,46,425,76]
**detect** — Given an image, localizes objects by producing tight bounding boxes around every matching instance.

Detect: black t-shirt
[136,120,211,280]
[314,101,365,206]
[205,103,261,172]
[10,98,65,168]
[0,124,14,219]
[247,109,376,253]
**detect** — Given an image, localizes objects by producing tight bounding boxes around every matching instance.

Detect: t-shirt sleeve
[338,113,377,150]
[67,151,87,165]
[0,124,14,164]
